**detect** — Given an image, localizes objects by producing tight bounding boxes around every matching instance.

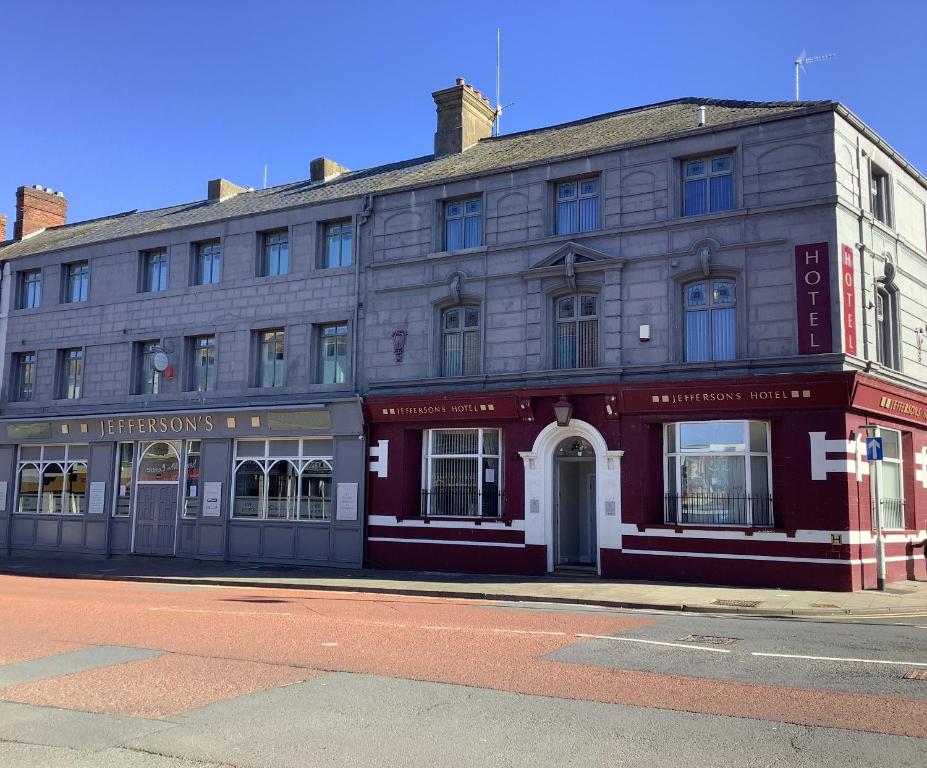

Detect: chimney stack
[207,178,248,202]
[14,185,67,239]
[0,214,7,242]
[432,78,496,157]
[697,106,706,127]
[310,157,349,183]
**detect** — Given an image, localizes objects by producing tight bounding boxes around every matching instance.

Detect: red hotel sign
[840,244,857,356]
[795,242,833,354]
[368,395,520,422]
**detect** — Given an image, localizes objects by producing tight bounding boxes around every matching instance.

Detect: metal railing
[664,493,774,527]
[873,497,905,530]
[421,488,502,518]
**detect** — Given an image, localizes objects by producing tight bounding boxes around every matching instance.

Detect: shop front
[0,402,365,568]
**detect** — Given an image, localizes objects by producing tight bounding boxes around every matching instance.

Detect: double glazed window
[554,294,598,369]
[16,446,89,515]
[684,279,735,362]
[320,324,348,384]
[194,241,221,285]
[258,329,285,387]
[683,155,733,216]
[190,335,216,391]
[324,221,353,268]
[874,428,904,530]
[664,421,772,527]
[138,341,162,395]
[875,285,901,371]
[445,199,482,250]
[64,261,89,303]
[262,231,289,276]
[422,428,501,518]
[142,249,168,292]
[442,306,480,376]
[871,165,893,226]
[555,178,599,235]
[15,352,36,401]
[59,348,83,399]
[20,269,41,309]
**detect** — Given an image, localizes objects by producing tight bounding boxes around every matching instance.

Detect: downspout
[856,138,870,366]
[354,194,373,568]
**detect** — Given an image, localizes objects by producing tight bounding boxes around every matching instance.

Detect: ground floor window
[114,443,134,516]
[664,421,772,526]
[422,428,501,517]
[232,439,333,521]
[183,441,201,518]
[15,445,89,515]
[874,427,905,530]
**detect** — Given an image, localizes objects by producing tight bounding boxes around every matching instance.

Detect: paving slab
[0,646,162,689]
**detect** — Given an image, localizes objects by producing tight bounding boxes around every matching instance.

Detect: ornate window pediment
[526,242,616,292]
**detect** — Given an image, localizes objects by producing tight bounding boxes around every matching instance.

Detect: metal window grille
[423,429,501,517]
[442,307,480,376]
[554,294,598,369]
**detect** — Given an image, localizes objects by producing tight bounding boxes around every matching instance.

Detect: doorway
[133,441,181,556]
[554,437,597,567]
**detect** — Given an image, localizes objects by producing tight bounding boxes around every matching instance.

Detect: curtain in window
[555,321,576,369]
[685,180,707,216]
[710,175,733,212]
[711,307,736,360]
[578,197,597,232]
[685,310,709,362]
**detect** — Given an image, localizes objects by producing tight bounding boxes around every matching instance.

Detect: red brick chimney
[14,185,67,239]
[0,214,7,242]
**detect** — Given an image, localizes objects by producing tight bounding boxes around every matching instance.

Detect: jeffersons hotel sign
[795,242,833,354]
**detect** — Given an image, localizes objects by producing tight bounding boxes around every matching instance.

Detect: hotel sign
[369,395,519,422]
[853,382,927,427]
[622,380,849,412]
[840,244,858,356]
[795,242,833,354]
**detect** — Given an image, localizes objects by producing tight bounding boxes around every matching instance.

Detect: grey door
[134,484,178,556]
[556,458,596,565]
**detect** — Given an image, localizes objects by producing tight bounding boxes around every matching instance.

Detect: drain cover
[903,670,927,681]
[677,634,739,646]
[712,599,761,608]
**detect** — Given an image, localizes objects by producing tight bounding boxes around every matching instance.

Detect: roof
[0,97,830,261]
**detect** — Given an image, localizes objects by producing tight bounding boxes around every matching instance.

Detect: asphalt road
[0,575,924,767]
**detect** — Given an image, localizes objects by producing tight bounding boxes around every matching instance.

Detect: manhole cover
[903,669,927,681]
[712,599,761,608]
[677,634,739,646]
[810,603,841,609]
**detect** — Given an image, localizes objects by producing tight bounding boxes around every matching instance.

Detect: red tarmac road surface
[0,575,925,737]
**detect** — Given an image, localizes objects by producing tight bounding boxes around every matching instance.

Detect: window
[684,279,735,362]
[64,261,89,303]
[262,230,289,276]
[445,199,481,250]
[15,445,89,516]
[138,341,162,395]
[554,294,598,369]
[257,329,285,387]
[190,335,216,392]
[324,221,353,268]
[422,428,501,517]
[319,324,348,384]
[183,441,201,518]
[871,165,893,226]
[664,421,772,527]
[59,348,83,399]
[232,440,334,521]
[555,179,599,235]
[20,269,41,309]
[142,249,168,292]
[442,306,480,376]
[194,241,221,285]
[875,428,904,530]
[875,285,901,370]
[683,155,734,216]
[114,443,134,517]
[14,352,36,401]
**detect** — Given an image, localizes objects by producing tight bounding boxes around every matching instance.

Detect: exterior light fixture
[553,396,573,427]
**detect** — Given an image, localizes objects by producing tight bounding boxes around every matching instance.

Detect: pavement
[1,553,925,616]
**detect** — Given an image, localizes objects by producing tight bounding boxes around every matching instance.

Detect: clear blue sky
[3,0,926,225]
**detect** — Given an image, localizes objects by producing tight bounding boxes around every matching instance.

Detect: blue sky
[2,0,925,225]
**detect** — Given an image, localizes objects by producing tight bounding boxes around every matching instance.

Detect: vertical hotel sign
[795,242,833,354]
[840,244,858,355]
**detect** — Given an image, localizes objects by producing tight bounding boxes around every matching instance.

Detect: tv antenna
[794,50,835,100]
[492,28,514,136]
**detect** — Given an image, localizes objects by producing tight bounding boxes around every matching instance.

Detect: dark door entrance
[134,484,178,555]
[554,437,597,567]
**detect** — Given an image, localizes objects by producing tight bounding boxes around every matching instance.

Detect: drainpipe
[856,139,870,362]
[354,195,373,568]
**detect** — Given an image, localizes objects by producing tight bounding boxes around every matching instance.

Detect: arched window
[554,294,598,369]
[64,463,88,514]
[266,460,298,519]
[40,463,64,514]
[441,306,480,376]
[684,279,735,362]
[875,284,901,370]
[17,465,39,513]
[234,461,264,518]
[138,442,180,482]
[300,460,333,520]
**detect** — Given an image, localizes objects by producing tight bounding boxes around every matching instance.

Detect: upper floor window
[555,179,599,235]
[262,231,289,276]
[142,249,168,292]
[138,340,162,395]
[19,269,41,309]
[554,294,598,369]
[194,241,221,285]
[875,284,901,371]
[257,329,285,387]
[324,221,353,268]
[64,261,89,303]
[59,348,83,399]
[14,352,36,401]
[684,279,735,362]
[445,199,481,250]
[871,164,893,226]
[319,323,348,384]
[683,155,733,216]
[422,428,501,518]
[441,306,480,377]
[190,335,216,392]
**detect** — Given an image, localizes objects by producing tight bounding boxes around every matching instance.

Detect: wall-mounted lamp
[553,396,573,427]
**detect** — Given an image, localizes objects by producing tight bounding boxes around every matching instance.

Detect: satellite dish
[152,350,170,372]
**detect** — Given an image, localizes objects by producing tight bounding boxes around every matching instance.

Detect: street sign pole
[860,424,886,591]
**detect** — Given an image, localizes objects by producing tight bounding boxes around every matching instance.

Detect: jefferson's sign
[368,395,519,422]
[98,414,215,438]
[621,380,849,412]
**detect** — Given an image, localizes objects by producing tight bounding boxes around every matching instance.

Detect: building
[1,81,925,589]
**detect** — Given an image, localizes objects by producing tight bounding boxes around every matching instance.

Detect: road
[0,574,924,767]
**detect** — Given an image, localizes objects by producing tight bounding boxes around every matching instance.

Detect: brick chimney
[432,78,496,157]
[207,178,248,202]
[14,185,67,239]
[310,157,349,183]
[0,214,7,242]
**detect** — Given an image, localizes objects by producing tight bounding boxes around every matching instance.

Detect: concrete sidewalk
[1,555,925,617]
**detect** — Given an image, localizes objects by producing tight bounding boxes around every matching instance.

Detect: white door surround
[519,419,623,574]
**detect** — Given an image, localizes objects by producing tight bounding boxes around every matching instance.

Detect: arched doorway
[554,437,597,568]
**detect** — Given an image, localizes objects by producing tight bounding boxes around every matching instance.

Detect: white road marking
[420,624,566,636]
[751,651,927,667]
[320,642,338,647]
[491,628,567,636]
[148,607,294,617]
[576,633,732,654]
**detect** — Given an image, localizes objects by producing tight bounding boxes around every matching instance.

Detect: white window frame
[873,426,905,531]
[14,444,89,516]
[422,428,502,518]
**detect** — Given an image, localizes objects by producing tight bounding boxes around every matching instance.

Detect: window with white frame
[684,279,735,362]
[875,428,905,530]
[664,421,772,527]
[555,178,599,235]
[554,294,598,369]
[15,445,89,515]
[441,306,480,376]
[422,428,501,517]
[232,440,333,520]
[445,198,482,250]
[683,155,734,216]
[875,284,901,371]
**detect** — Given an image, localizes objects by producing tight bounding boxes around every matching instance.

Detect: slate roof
[0,97,831,260]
